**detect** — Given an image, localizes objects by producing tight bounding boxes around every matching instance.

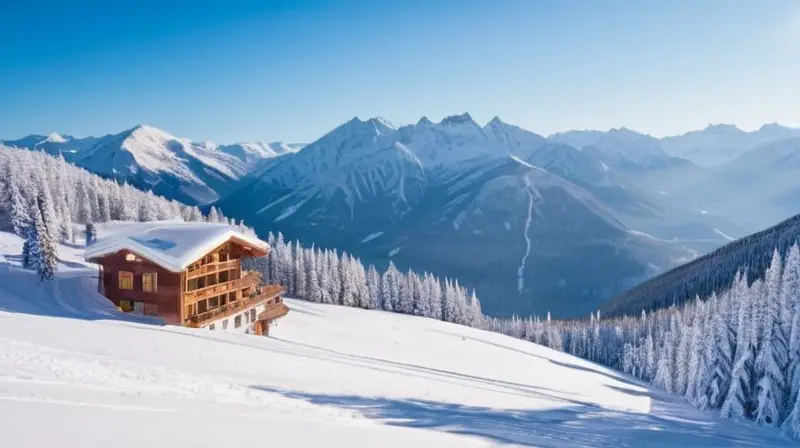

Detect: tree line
[486,246,800,439]
[0,144,246,279]
[244,232,484,328]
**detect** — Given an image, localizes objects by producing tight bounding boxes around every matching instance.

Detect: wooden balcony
[185,284,283,328]
[186,259,240,280]
[258,302,289,322]
[183,271,259,304]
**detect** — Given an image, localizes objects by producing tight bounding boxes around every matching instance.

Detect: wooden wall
[95,250,182,325]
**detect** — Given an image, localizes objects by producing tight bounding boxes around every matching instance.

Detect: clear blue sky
[2,0,798,143]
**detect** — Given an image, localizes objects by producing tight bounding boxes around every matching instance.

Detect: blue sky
[2,0,798,143]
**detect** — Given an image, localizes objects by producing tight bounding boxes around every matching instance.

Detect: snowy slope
[0,230,791,447]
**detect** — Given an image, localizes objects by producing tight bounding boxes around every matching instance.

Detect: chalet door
[133,301,144,315]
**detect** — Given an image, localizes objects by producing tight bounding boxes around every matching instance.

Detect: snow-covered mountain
[548,128,690,172]
[670,137,800,232]
[0,229,792,448]
[3,126,300,205]
[660,123,800,166]
[218,114,713,318]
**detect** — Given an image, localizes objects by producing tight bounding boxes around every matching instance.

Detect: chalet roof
[84,221,269,272]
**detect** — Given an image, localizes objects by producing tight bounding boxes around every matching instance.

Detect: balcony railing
[183,271,259,303]
[185,284,284,328]
[186,259,240,280]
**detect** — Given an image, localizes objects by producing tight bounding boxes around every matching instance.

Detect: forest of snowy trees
[244,232,485,328]
[0,144,247,279]
[600,212,800,318]
[486,246,800,439]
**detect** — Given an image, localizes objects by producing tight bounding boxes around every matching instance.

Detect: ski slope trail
[0,230,793,447]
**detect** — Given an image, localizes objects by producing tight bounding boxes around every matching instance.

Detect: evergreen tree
[365,265,380,310]
[754,250,788,426]
[8,176,30,236]
[35,191,59,281]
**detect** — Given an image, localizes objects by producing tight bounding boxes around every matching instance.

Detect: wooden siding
[94,249,182,325]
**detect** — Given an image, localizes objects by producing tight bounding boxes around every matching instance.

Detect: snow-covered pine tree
[294,241,307,300]
[428,274,443,321]
[721,273,755,420]
[35,189,59,281]
[76,178,92,224]
[307,248,322,303]
[380,263,398,312]
[318,249,332,304]
[22,197,42,270]
[782,244,800,407]
[326,250,341,305]
[395,270,413,314]
[8,174,30,236]
[754,250,788,426]
[365,265,380,309]
[339,253,356,307]
[207,206,220,223]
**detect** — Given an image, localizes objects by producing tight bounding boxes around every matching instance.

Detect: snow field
[0,229,793,447]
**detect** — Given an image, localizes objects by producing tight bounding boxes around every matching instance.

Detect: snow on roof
[84,221,269,272]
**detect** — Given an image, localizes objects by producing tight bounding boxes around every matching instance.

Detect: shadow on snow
[250,386,781,447]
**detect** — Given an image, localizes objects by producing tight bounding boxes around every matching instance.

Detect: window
[119,299,133,312]
[222,319,229,330]
[209,296,220,308]
[244,311,250,324]
[197,299,208,314]
[209,324,215,331]
[118,271,133,290]
[234,315,242,328]
[142,273,157,292]
[186,303,195,317]
[250,308,257,322]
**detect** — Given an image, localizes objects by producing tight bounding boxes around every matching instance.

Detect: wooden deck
[185,284,283,328]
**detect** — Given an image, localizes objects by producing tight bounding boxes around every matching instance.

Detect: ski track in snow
[517,178,536,293]
[713,228,736,241]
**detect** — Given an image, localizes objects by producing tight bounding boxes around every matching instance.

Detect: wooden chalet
[84,222,289,335]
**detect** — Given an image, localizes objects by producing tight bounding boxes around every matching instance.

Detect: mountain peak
[440,112,475,126]
[758,122,792,132]
[487,116,505,127]
[45,132,66,143]
[416,116,433,127]
[703,123,742,133]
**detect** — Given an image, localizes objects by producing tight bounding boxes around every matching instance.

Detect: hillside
[0,230,791,447]
[599,212,800,318]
